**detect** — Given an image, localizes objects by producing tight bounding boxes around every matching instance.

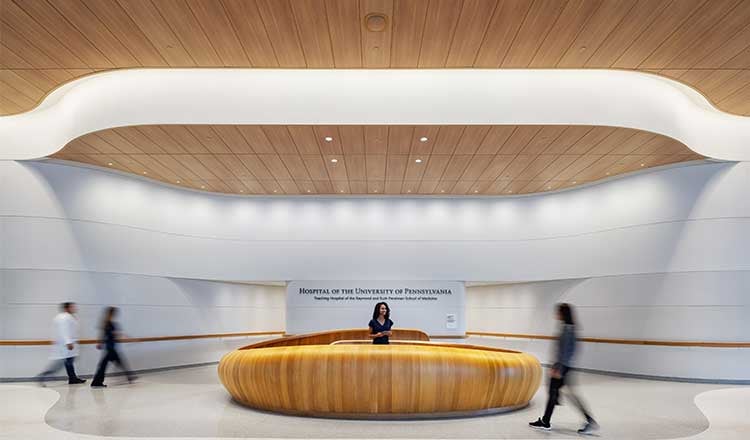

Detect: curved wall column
[1,69,749,160]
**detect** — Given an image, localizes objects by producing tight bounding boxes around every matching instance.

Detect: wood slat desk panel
[218,329,541,418]
[248,328,429,348]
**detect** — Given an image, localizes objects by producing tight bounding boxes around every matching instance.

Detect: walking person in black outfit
[529,303,599,435]
[91,307,136,387]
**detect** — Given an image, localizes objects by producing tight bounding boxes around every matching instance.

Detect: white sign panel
[286,280,465,336]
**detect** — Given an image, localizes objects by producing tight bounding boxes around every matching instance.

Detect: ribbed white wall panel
[0,269,284,378]
[466,273,750,381]
[2,158,749,380]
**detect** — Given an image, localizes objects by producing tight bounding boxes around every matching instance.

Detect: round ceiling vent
[365,14,387,32]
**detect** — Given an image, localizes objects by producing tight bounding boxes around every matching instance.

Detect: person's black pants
[91,347,134,385]
[542,365,593,424]
[38,357,78,383]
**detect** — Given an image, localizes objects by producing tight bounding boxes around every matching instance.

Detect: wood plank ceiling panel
[53,124,703,196]
[3,0,750,116]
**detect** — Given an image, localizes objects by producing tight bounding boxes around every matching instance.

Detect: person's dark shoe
[68,378,86,385]
[90,383,107,388]
[127,375,138,384]
[529,418,551,431]
[578,419,599,435]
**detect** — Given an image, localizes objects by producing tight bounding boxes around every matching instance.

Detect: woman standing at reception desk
[368,302,393,344]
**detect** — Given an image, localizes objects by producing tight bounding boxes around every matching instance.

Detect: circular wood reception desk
[218,329,541,419]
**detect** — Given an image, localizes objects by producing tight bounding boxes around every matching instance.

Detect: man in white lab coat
[36,302,86,385]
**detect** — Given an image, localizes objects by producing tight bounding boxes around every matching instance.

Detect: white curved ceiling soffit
[0,69,748,161]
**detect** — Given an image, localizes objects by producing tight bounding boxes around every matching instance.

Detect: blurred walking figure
[529,303,599,435]
[36,302,86,385]
[91,307,136,387]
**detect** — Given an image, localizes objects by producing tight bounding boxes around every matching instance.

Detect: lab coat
[50,312,79,359]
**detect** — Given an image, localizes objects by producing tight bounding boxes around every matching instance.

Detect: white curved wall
[2,158,749,380]
[466,273,750,381]
[2,159,749,282]
[0,269,284,379]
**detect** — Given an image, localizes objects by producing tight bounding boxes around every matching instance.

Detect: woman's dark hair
[557,303,575,325]
[101,306,118,328]
[372,302,390,320]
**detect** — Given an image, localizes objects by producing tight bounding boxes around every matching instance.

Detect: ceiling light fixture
[324,136,333,142]
[307,189,311,193]
[640,163,645,167]
[474,190,478,193]
[142,171,147,175]
[176,180,181,184]
[419,136,428,142]
[107,162,113,166]
[365,13,387,32]
[273,190,277,193]
[331,158,338,163]
[201,185,205,189]
[415,158,422,163]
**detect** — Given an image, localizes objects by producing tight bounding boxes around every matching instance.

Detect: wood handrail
[466,331,750,348]
[0,331,285,346]
[3,330,748,348]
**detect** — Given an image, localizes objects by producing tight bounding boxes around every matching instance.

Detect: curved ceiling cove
[0,69,748,162]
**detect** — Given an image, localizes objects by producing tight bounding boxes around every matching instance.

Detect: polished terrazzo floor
[1,364,749,439]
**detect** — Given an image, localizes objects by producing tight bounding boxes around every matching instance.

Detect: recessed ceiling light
[324,136,333,142]
[547,186,551,189]
[606,172,610,175]
[640,163,645,167]
[176,180,181,184]
[419,136,428,142]
[201,185,205,189]
[374,190,378,192]
[107,162,113,166]
[572,181,577,184]
[407,190,411,193]
[273,190,277,193]
[307,189,311,193]
[415,158,422,163]
[331,158,338,163]
[440,190,445,193]
[507,190,512,193]
[474,190,478,193]
[340,190,344,193]
[142,171,147,175]
[240,190,244,193]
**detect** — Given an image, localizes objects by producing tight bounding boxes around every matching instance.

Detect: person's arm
[368,326,383,339]
[382,320,393,336]
[61,316,75,351]
[553,326,575,377]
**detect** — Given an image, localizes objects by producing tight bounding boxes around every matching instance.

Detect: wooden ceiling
[52,124,703,195]
[1,0,750,116]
